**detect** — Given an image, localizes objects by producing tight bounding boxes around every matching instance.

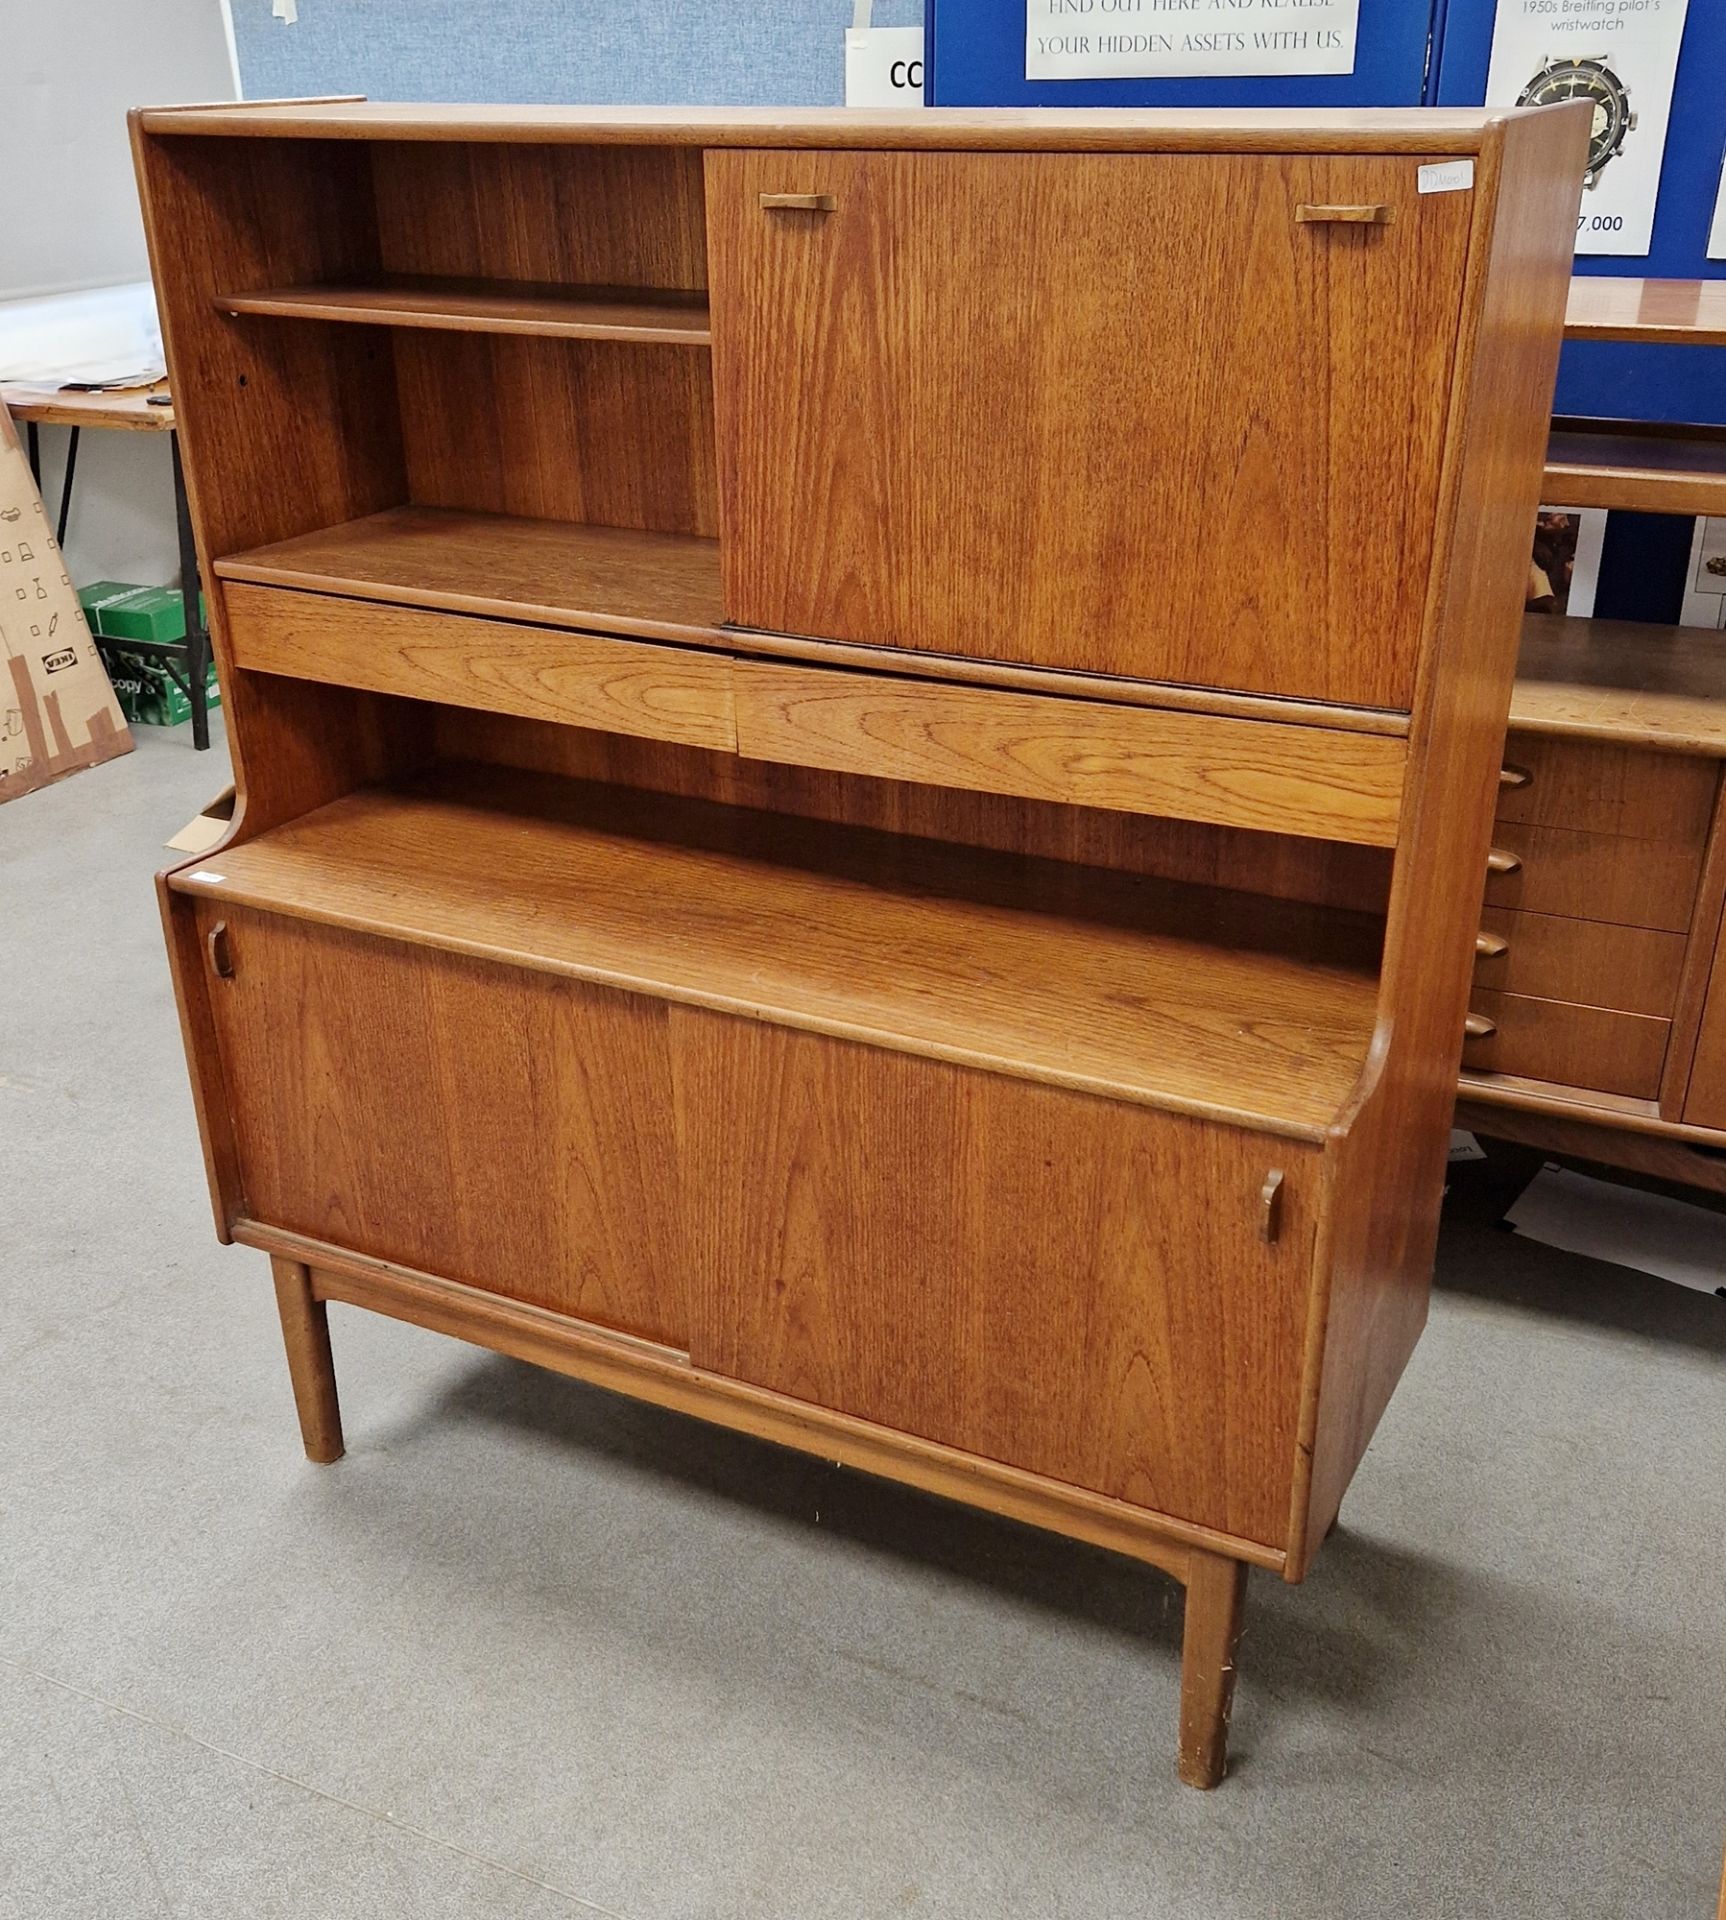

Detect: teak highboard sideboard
[133,101,1588,1787]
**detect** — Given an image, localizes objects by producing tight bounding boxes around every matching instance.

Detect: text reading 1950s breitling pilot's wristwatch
[1517,56,1637,190]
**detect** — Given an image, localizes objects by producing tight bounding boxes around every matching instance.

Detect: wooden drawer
[1463,986,1668,1098]
[732,658,1406,846]
[1474,907,1686,1019]
[1483,820,1703,932]
[1497,733,1716,843]
[224,580,736,750]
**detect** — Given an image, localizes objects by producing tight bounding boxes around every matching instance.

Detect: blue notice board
[929,0,1439,106]
[1436,0,1726,426]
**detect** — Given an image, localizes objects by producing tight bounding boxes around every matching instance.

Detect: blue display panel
[229,0,924,109]
[930,0,1439,106]
[1436,0,1726,425]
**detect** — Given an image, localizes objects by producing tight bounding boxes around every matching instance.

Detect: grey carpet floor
[3,718,1723,1920]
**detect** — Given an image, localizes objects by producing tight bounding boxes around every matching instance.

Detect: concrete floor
[3,719,1724,1920]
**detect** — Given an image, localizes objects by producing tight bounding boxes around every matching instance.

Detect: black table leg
[26,421,41,485]
[55,427,80,547]
[171,430,211,751]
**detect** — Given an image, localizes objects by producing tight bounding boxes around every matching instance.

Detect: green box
[79,580,191,645]
[96,640,220,729]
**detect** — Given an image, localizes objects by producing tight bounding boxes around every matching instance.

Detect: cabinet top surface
[133,100,1545,151]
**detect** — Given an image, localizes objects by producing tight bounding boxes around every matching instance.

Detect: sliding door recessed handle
[760,192,836,212]
[1464,1013,1497,1041]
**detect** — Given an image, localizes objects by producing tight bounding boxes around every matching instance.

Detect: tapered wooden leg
[1178,1549,1248,1789]
[271,1257,344,1463]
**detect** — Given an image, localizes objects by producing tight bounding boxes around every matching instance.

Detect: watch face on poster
[1516,57,1638,189]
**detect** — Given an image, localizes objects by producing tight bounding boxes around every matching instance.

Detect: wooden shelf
[214,276,712,345]
[1512,614,1726,755]
[1545,418,1726,517]
[169,766,1384,1139]
[1565,277,1726,347]
[215,507,725,647]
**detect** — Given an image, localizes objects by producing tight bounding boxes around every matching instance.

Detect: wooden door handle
[207,919,235,979]
[1294,203,1394,226]
[1463,1013,1496,1040]
[1258,1168,1285,1244]
[1475,931,1509,958]
[1486,848,1521,875]
[1499,764,1531,790]
[760,193,836,212]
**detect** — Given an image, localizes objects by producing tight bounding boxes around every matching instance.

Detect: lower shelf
[169,764,1382,1137]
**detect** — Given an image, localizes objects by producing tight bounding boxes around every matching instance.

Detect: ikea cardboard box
[0,407,132,803]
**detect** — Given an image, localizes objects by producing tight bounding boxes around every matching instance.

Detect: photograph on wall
[1484,0,1691,257]
[1680,517,1726,630]
[1527,508,1607,618]
[1026,0,1360,81]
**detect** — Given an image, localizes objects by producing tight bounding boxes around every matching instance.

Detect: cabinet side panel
[682,1019,1317,1551]
[1293,107,1590,1574]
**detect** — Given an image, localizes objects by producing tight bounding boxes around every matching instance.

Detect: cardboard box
[79,579,208,645]
[97,639,221,728]
[0,409,132,803]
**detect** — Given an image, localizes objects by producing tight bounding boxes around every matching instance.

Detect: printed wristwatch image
[1516,57,1637,189]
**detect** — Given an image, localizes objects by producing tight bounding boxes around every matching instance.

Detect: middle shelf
[170,765,1385,1139]
[216,507,727,646]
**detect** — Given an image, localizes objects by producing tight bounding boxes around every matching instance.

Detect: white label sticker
[1418,160,1475,197]
[183,868,226,884]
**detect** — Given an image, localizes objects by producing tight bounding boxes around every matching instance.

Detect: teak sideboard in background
[133,100,1589,1787]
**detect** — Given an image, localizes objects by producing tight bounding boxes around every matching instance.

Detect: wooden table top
[0,379,174,431]
[1565,278,1726,347]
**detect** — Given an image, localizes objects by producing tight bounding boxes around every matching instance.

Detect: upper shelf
[1545,419,1726,518]
[214,275,712,346]
[168,765,1384,1139]
[215,507,726,647]
[1565,277,1726,347]
[1512,613,1726,756]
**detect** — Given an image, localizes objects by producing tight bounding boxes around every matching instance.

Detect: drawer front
[1483,820,1703,932]
[1475,907,1686,1018]
[224,581,737,750]
[1497,733,1716,844]
[732,658,1406,846]
[1463,986,1668,1098]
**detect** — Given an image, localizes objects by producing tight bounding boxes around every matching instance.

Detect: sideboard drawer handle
[1499,764,1531,790]
[1486,848,1522,876]
[1463,1013,1497,1040]
[1475,930,1509,958]
[760,192,836,212]
[1295,203,1394,226]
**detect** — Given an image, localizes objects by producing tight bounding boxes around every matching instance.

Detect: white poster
[1680,517,1726,631]
[1026,0,1359,81]
[1709,151,1726,261]
[845,26,925,107]
[1484,0,1691,258]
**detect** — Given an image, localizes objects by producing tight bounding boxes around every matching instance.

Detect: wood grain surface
[168,767,1383,1137]
[206,903,692,1344]
[137,102,1538,149]
[1483,820,1704,932]
[683,1022,1316,1548]
[1564,276,1726,347]
[710,148,1471,708]
[1512,614,1726,756]
[1494,730,1718,841]
[225,581,736,748]
[216,507,726,645]
[1463,986,1669,1099]
[1546,421,1726,518]
[1474,906,1686,1019]
[215,277,713,345]
[733,659,1407,845]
